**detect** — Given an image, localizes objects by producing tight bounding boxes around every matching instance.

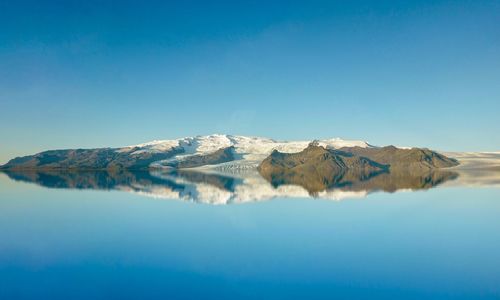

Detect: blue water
[1,173,499,299]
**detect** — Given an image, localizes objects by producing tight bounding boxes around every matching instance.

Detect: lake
[0,170,499,299]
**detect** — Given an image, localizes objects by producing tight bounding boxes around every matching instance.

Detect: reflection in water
[0,167,468,204]
[260,168,458,196]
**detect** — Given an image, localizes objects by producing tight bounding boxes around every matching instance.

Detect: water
[0,171,499,299]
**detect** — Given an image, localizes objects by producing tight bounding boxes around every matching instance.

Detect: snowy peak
[122,134,373,158]
[114,134,375,170]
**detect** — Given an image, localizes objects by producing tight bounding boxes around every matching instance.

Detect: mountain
[0,147,184,170]
[0,134,458,175]
[0,134,373,170]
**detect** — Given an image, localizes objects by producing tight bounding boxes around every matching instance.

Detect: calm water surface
[0,172,499,299]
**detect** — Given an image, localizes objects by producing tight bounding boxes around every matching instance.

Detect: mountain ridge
[0,134,458,172]
[0,134,372,170]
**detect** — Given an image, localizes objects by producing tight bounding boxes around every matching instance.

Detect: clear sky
[1,0,499,163]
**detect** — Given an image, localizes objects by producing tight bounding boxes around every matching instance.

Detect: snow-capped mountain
[123,134,372,155]
[2,134,462,175]
[119,134,373,169]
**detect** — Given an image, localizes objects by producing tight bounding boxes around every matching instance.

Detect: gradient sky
[1,0,499,163]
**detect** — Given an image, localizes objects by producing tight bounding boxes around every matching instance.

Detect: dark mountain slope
[339,146,459,171]
[0,147,184,170]
[162,146,236,169]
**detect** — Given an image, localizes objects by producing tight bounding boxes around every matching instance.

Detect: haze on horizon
[1,0,499,164]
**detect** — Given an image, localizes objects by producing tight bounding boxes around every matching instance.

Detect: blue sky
[1,0,499,163]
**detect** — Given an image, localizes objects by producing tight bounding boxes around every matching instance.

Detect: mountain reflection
[261,168,459,196]
[0,167,463,204]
